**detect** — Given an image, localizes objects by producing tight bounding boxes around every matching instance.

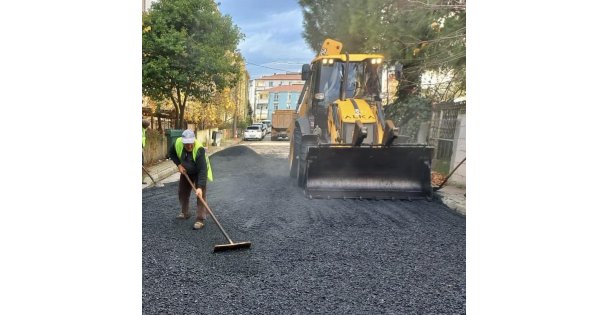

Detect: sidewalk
[142,139,466,216]
[434,185,466,216]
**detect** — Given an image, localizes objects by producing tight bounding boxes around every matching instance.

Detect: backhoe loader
[288,39,434,199]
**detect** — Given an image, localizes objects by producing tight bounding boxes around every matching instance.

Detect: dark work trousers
[178,173,208,220]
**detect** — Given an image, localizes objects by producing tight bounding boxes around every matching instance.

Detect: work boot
[193,220,205,230]
[177,212,191,219]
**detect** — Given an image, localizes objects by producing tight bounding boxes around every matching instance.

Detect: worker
[142,119,150,165]
[169,129,213,230]
[142,119,150,184]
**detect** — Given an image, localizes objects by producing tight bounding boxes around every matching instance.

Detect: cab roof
[311,54,384,63]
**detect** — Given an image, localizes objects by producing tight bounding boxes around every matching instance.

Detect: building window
[274,103,279,110]
[286,104,291,109]
[269,81,273,87]
[287,93,291,102]
[273,94,279,101]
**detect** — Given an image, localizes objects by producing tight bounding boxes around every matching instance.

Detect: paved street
[142,136,466,314]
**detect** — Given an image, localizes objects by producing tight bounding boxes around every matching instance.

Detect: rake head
[213,241,252,252]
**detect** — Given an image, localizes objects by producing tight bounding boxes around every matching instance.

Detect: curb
[435,191,466,216]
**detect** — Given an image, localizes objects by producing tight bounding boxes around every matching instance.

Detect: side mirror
[301,64,311,81]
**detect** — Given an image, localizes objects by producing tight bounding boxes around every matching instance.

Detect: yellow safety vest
[175,137,213,181]
[142,127,146,148]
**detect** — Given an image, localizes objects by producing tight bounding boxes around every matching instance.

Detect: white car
[244,125,264,141]
[252,123,267,136]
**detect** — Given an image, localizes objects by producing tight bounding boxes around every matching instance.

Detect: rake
[183,173,252,252]
[142,166,164,188]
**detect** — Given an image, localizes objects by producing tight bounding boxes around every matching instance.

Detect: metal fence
[428,101,466,174]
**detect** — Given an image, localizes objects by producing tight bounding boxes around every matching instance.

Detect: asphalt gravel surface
[142,145,466,314]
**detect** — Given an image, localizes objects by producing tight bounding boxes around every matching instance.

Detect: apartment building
[266,84,304,121]
[249,72,304,121]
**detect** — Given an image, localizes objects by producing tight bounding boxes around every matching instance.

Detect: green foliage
[237,119,250,130]
[143,0,243,128]
[299,0,465,130]
[384,96,431,140]
[299,0,388,53]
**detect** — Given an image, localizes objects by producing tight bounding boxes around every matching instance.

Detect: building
[249,72,304,121]
[266,84,304,121]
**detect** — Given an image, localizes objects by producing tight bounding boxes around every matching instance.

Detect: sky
[217,0,316,80]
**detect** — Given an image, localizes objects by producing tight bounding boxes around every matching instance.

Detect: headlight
[370,58,383,64]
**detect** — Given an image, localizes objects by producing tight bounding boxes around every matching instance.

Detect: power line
[245,62,294,72]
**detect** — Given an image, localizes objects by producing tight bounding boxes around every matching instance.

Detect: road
[142,135,466,314]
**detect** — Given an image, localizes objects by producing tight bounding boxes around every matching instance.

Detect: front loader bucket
[304,145,434,200]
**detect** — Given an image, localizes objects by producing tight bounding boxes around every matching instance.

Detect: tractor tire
[289,125,300,178]
[293,124,307,187]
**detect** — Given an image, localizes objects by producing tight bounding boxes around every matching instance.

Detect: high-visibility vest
[174,137,213,181]
[142,127,146,148]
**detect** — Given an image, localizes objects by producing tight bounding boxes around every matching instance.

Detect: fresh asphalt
[142,144,466,314]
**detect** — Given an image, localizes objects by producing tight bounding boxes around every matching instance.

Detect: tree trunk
[233,112,237,138]
[178,105,186,129]
[233,91,238,138]
[169,93,181,129]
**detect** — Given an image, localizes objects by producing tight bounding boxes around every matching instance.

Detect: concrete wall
[143,127,225,166]
[196,128,219,147]
[143,130,168,166]
[449,114,466,187]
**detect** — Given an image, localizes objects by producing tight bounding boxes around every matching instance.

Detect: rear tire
[289,139,297,178]
[291,124,305,184]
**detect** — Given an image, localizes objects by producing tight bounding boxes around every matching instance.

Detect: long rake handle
[183,173,235,245]
[435,157,466,191]
[142,166,157,184]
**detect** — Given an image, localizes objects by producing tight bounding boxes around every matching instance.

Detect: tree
[300,0,388,53]
[143,0,243,128]
[299,0,465,128]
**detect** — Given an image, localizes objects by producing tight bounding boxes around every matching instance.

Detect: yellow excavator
[288,39,434,199]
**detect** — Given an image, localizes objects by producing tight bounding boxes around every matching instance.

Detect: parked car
[261,120,272,132]
[244,125,264,141]
[252,122,267,136]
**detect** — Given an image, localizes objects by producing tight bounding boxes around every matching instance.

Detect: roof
[267,84,304,93]
[258,73,302,80]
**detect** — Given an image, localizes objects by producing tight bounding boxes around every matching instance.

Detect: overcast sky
[217,0,315,80]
